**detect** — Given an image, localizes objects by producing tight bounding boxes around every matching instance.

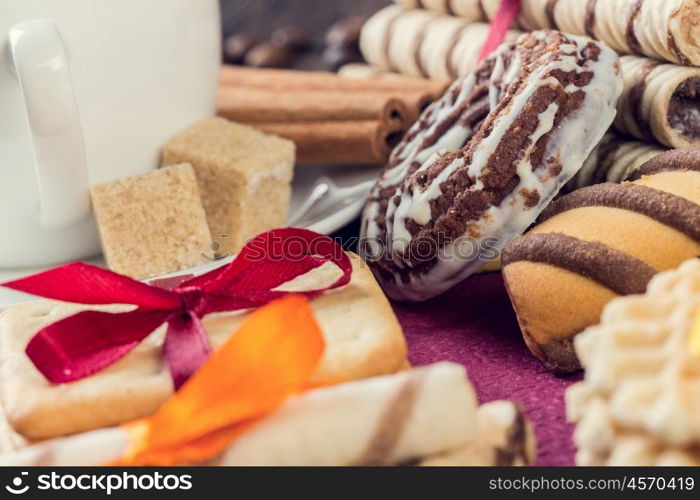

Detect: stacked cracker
[358,1,700,170]
[567,258,700,465]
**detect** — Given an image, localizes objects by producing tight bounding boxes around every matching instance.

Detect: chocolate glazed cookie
[360,31,622,302]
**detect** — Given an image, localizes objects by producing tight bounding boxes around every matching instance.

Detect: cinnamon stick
[218,87,408,124]
[216,67,448,165]
[250,120,404,165]
[219,65,447,95]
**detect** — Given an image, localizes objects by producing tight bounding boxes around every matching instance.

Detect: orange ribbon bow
[111,295,324,466]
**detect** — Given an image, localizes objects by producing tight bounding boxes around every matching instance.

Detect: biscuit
[503,149,700,372]
[361,31,622,301]
[0,253,407,440]
[567,258,700,465]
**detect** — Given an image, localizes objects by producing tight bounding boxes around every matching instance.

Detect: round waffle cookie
[567,258,700,466]
[503,148,700,373]
[360,30,622,302]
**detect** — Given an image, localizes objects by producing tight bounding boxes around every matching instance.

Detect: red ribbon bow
[2,228,351,389]
[479,0,522,61]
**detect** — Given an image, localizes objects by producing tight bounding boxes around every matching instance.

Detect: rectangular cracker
[91,164,212,280]
[162,118,295,255]
[0,254,407,441]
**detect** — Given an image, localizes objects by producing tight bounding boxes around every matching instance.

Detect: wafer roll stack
[503,148,700,373]
[567,132,667,191]
[615,55,700,148]
[400,0,700,66]
[0,363,533,466]
[394,0,495,23]
[360,5,521,81]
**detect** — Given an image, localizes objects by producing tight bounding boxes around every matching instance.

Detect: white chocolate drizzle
[361,31,623,301]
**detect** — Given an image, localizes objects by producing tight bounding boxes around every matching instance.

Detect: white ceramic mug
[0,0,221,268]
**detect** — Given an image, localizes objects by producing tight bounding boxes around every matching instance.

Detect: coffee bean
[271,25,312,53]
[223,34,258,64]
[244,42,293,68]
[322,45,364,72]
[325,16,366,50]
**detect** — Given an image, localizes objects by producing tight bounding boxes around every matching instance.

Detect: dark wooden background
[220,0,389,40]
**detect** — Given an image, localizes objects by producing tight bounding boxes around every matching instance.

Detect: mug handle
[8,20,91,229]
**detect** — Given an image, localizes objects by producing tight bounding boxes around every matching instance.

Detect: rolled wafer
[507,0,700,66]
[615,55,700,149]
[251,120,405,166]
[217,87,408,124]
[0,363,482,466]
[566,131,667,191]
[393,0,569,31]
[338,63,420,80]
[406,0,700,66]
[419,401,536,466]
[394,0,492,22]
[360,5,521,81]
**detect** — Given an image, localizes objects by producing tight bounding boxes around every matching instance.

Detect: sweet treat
[502,148,700,373]
[566,131,666,191]
[0,363,535,466]
[419,400,536,466]
[359,5,521,81]
[486,0,700,66]
[392,1,700,66]
[91,164,212,280]
[394,0,493,23]
[161,118,294,255]
[0,253,407,441]
[360,31,623,302]
[615,55,700,149]
[567,259,700,466]
[394,0,559,30]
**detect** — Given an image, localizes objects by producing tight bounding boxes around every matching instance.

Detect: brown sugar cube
[161,117,295,255]
[91,164,212,280]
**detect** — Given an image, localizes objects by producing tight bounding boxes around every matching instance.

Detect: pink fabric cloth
[391,272,581,466]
